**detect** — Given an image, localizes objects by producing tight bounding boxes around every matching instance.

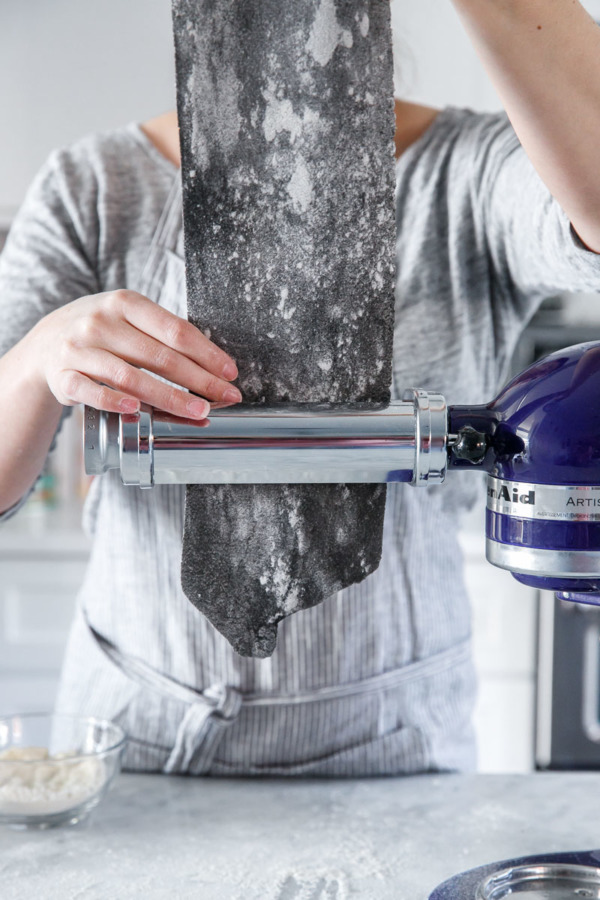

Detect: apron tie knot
[164,684,242,775]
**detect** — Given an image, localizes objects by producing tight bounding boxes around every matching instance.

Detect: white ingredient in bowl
[0,746,106,816]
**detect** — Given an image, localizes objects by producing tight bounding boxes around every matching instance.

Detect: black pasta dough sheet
[181,483,388,658]
[173,0,397,657]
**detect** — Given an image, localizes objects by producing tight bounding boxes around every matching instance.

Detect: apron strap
[84,614,471,774]
[86,616,242,774]
[137,174,183,296]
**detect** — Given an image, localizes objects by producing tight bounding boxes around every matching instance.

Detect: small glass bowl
[0,713,126,829]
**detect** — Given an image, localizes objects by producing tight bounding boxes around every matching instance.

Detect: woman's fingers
[107,322,242,404]
[55,350,211,419]
[116,291,238,381]
[37,290,243,416]
[54,370,144,415]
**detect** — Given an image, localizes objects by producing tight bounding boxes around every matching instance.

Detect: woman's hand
[27,289,242,419]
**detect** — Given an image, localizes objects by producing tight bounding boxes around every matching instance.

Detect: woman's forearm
[0,328,63,514]
[452,0,600,251]
[0,288,244,516]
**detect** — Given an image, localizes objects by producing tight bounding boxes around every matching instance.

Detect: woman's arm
[452,0,600,252]
[0,137,244,517]
[0,291,242,515]
[0,336,63,513]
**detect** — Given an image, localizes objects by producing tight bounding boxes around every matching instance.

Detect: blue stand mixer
[449,340,600,605]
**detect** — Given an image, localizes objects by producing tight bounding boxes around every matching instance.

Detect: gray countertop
[2,772,600,899]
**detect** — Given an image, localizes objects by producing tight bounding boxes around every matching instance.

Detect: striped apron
[55,176,477,776]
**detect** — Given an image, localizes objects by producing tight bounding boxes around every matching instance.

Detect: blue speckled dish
[429,849,600,899]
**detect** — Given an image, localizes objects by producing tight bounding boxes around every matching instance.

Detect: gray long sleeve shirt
[1,107,599,775]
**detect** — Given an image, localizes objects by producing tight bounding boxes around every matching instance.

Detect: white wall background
[0,0,175,223]
[2,0,600,223]
[391,0,502,111]
[0,0,529,224]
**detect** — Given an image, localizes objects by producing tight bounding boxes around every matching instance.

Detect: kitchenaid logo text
[487,478,600,521]
[487,484,536,505]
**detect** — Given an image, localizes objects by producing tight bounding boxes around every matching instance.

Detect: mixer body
[449,342,600,602]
